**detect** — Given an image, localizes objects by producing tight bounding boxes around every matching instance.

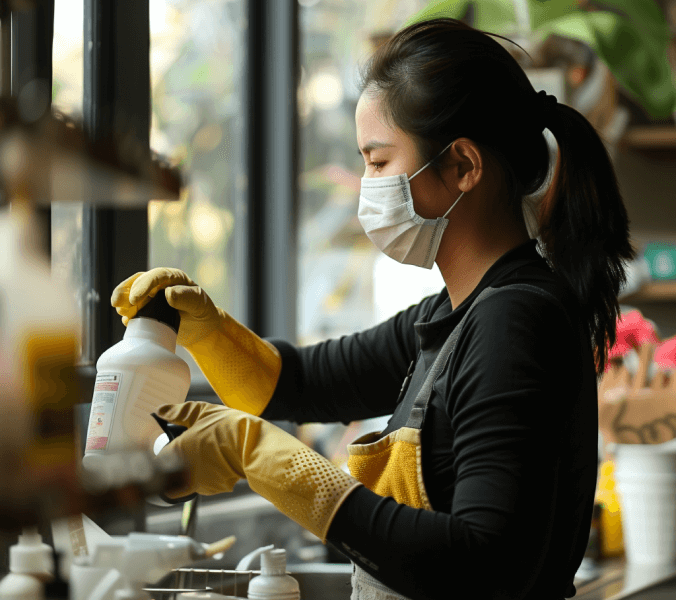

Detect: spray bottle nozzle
[151,412,188,441]
[148,412,197,506]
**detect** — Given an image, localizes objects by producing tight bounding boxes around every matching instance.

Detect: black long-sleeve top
[261,239,599,600]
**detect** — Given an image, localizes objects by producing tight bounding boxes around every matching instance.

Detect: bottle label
[85,373,123,452]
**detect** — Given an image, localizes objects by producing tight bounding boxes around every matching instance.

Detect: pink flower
[606,310,659,369]
[655,338,676,371]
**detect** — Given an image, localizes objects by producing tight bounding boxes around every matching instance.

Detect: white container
[9,528,53,578]
[614,442,676,565]
[83,293,190,469]
[70,533,207,600]
[0,573,44,600]
[236,546,299,600]
[0,527,54,600]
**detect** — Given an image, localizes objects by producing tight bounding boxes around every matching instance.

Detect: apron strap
[405,283,567,430]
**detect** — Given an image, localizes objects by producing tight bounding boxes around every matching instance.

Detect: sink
[151,563,353,600]
[288,564,353,600]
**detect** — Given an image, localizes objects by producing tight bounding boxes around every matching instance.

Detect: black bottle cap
[134,290,181,333]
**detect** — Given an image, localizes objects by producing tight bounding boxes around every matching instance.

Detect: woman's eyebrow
[358,141,395,154]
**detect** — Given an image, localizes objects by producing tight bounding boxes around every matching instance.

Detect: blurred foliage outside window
[297,0,447,350]
[148,0,243,318]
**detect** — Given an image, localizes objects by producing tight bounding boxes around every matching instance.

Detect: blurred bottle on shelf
[595,460,625,559]
[0,200,81,531]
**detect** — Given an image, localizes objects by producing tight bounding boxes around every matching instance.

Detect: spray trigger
[148,411,198,506]
[151,412,187,441]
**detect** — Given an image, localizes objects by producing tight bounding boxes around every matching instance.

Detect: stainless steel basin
[289,564,353,600]
[151,563,353,600]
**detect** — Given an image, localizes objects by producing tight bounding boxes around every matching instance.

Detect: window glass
[149,0,244,382]
[148,0,243,320]
[52,0,85,363]
[297,0,443,349]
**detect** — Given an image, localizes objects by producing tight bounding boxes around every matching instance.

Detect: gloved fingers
[157,418,241,497]
[115,303,138,319]
[122,315,130,327]
[165,285,215,320]
[156,401,219,428]
[157,444,198,499]
[170,437,242,495]
[111,272,145,308]
[128,268,197,308]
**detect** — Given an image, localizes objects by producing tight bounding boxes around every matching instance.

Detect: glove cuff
[247,445,363,543]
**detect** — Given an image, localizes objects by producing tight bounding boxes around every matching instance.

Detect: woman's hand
[111,268,223,348]
[111,269,282,415]
[156,401,362,543]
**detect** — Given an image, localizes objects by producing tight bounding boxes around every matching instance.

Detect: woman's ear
[447,138,483,193]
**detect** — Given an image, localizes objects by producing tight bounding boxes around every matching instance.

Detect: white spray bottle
[82,291,191,470]
[236,545,300,600]
[0,527,54,600]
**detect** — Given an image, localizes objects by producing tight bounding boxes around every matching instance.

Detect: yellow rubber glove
[111,269,282,416]
[156,401,362,543]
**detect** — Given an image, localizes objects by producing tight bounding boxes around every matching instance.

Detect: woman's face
[355,90,455,220]
[355,91,421,179]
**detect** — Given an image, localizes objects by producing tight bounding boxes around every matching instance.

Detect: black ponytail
[359,17,635,374]
[538,103,635,373]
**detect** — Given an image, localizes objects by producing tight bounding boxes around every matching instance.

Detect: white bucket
[614,442,676,565]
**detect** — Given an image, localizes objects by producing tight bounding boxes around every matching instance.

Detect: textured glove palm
[111,269,282,415]
[156,402,362,543]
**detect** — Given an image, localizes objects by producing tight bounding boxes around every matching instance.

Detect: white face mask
[358,140,465,269]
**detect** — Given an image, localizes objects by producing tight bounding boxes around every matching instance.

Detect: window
[52,0,85,363]
[297,0,444,348]
[149,0,245,384]
[52,0,245,377]
[148,0,243,317]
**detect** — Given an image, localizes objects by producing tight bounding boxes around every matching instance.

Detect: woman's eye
[370,162,385,172]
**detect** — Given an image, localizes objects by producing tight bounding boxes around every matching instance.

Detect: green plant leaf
[594,0,670,47]
[536,12,596,45]
[528,0,578,30]
[474,0,518,34]
[402,0,471,28]
[539,11,676,117]
[405,0,676,116]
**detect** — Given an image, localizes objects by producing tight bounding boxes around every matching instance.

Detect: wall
[614,147,676,338]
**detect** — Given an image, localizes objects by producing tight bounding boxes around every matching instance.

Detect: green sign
[644,243,676,280]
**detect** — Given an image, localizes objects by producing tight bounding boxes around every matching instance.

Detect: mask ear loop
[441,191,465,219]
[408,139,456,181]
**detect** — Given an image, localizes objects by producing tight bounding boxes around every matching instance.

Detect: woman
[113,18,634,600]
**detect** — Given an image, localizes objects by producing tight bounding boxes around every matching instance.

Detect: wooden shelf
[622,281,676,303]
[619,126,676,160]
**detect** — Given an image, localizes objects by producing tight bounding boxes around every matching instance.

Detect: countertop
[574,557,676,599]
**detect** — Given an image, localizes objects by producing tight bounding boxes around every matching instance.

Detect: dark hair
[358,17,635,375]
